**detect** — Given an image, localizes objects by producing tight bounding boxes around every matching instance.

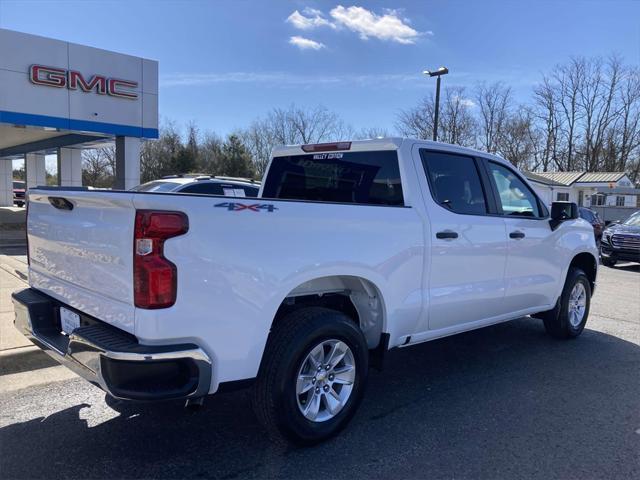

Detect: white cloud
[286,8,334,30]
[160,72,422,88]
[329,5,424,44]
[289,36,326,50]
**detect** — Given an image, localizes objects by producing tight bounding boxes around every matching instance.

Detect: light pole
[423,67,449,141]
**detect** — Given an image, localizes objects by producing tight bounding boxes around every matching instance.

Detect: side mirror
[550,201,578,230]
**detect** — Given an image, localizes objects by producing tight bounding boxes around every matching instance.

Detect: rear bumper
[11,288,212,401]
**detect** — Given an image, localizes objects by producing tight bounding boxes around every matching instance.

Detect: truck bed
[27,187,424,385]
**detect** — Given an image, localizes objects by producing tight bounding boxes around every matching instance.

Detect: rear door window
[180,182,259,197]
[179,183,224,195]
[131,181,181,192]
[241,186,259,197]
[262,151,404,206]
[420,150,487,215]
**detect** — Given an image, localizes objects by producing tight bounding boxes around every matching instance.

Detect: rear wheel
[541,267,591,339]
[252,307,368,445]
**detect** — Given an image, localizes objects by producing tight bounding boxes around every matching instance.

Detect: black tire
[252,307,369,445]
[601,255,617,268]
[541,267,591,339]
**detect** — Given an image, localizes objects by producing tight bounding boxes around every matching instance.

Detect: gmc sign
[29,64,138,100]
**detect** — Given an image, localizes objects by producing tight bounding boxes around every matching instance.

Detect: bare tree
[528,55,640,179]
[476,82,512,153]
[82,147,115,187]
[442,87,477,146]
[197,132,224,174]
[241,104,352,177]
[396,97,434,140]
[396,86,476,146]
[240,118,278,177]
[602,66,640,179]
[352,127,391,140]
[264,104,351,145]
[106,146,116,177]
[577,56,623,171]
[533,78,562,171]
[551,58,585,170]
[140,122,182,182]
[496,107,539,170]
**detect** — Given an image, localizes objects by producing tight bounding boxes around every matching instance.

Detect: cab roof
[270,137,510,166]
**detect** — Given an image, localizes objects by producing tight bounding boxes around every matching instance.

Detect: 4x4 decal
[215,202,278,212]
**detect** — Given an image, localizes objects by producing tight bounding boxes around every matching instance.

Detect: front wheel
[542,267,591,339]
[600,254,617,268]
[252,307,369,445]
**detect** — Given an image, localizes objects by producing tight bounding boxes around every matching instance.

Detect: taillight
[134,210,188,309]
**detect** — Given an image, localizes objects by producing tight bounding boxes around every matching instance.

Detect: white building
[0,28,158,206]
[524,171,637,208]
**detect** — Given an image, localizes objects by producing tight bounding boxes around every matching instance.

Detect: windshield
[13,181,25,189]
[623,211,640,226]
[131,181,182,192]
[579,208,594,222]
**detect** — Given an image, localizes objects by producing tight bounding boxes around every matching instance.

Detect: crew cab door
[480,159,561,312]
[415,148,508,330]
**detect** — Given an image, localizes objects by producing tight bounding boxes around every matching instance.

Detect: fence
[591,205,638,224]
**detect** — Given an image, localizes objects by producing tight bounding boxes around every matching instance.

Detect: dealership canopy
[0,28,159,206]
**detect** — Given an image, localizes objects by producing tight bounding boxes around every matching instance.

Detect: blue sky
[1,0,639,137]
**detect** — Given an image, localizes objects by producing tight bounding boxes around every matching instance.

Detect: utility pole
[423,67,449,141]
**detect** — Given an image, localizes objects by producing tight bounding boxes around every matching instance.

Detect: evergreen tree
[218,134,256,178]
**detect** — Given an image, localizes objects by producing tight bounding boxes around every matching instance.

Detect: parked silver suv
[131,175,260,197]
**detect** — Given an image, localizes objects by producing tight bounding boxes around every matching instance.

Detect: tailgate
[27,189,137,333]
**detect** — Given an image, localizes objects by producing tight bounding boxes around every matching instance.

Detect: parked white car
[131,175,260,197]
[13,138,598,444]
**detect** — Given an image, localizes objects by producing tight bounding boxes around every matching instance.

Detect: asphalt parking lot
[1,258,638,479]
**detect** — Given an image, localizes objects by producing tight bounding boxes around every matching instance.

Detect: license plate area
[60,307,81,335]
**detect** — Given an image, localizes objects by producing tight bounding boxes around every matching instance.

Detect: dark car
[131,175,260,197]
[600,210,640,267]
[579,207,605,243]
[13,180,26,207]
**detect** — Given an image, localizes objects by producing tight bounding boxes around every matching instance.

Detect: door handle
[509,231,525,239]
[436,231,458,240]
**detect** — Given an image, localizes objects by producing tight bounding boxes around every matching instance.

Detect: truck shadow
[1,318,639,479]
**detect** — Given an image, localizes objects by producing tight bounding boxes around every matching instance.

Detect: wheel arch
[271,275,387,350]
[568,251,598,292]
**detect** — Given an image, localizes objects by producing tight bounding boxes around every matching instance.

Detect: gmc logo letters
[29,65,138,100]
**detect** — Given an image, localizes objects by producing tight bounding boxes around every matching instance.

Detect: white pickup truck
[13,138,598,444]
